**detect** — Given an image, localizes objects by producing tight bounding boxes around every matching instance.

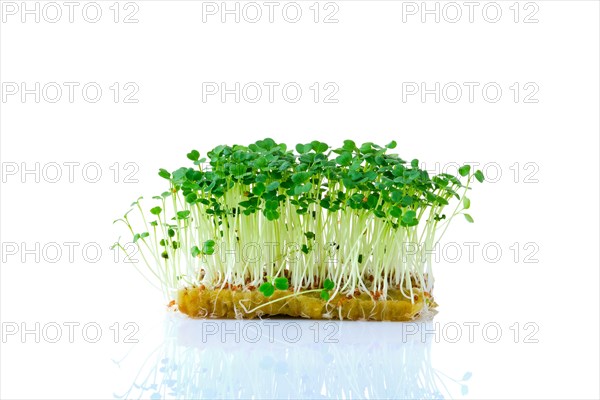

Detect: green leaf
[295,143,311,154]
[172,167,187,182]
[274,277,289,290]
[435,196,449,206]
[265,200,279,210]
[294,183,312,195]
[336,152,352,166]
[133,233,140,243]
[304,231,316,240]
[254,157,267,169]
[266,181,280,191]
[390,191,403,203]
[168,228,175,238]
[386,140,397,149]
[187,150,200,161]
[255,173,267,182]
[231,164,247,178]
[264,209,280,221]
[203,240,215,254]
[402,210,418,224]
[464,213,474,223]
[389,205,402,218]
[366,194,378,208]
[350,193,365,206]
[474,169,485,183]
[158,169,171,179]
[359,142,373,153]
[292,172,311,183]
[342,140,356,151]
[185,193,197,203]
[312,142,329,153]
[259,282,275,297]
[463,197,471,210]
[150,206,162,215]
[140,232,149,239]
[323,278,335,290]
[373,209,386,218]
[404,218,419,227]
[320,290,330,301]
[401,196,413,207]
[177,210,191,219]
[459,165,471,177]
[252,182,266,196]
[239,198,259,208]
[191,246,201,257]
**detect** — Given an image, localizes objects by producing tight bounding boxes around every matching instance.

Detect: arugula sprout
[114,138,484,304]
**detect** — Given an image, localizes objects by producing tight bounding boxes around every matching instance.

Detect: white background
[1,1,599,399]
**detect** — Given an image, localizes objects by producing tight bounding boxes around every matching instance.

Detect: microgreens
[258,276,334,301]
[114,138,484,304]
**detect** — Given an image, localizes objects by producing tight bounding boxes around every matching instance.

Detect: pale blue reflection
[114,314,470,399]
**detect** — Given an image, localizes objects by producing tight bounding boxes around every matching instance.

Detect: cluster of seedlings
[113,138,483,320]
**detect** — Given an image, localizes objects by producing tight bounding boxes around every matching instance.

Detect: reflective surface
[112,314,470,399]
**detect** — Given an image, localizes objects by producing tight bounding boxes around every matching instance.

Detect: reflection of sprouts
[113,318,472,399]
[114,139,483,309]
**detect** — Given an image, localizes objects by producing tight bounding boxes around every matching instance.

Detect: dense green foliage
[114,138,483,302]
